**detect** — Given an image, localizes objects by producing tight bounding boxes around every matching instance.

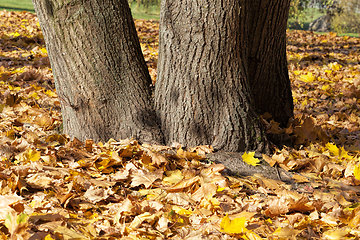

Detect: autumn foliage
[1,10,360,239]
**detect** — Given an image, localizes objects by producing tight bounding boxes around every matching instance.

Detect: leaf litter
[0,10,360,239]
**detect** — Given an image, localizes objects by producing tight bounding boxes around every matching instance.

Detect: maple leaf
[130,169,163,188]
[326,142,340,156]
[242,152,260,166]
[83,186,111,203]
[299,72,316,82]
[191,183,217,202]
[163,170,184,185]
[26,173,52,189]
[166,176,201,192]
[220,215,247,234]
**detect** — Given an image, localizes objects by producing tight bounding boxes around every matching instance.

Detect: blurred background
[0,0,358,36]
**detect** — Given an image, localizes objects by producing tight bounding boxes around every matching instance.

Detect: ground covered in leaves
[1,10,360,240]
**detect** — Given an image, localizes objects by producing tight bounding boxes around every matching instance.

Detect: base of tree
[206,151,294,183]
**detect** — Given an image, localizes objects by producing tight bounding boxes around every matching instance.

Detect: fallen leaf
[242,152,260,166]
[130,169,163,188]
[220,214,247,234]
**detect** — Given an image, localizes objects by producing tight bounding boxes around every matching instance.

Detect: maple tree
[1,8,360,239]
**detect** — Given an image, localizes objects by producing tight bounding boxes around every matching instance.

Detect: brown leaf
[26,173,52,189]
[83,186,111,203]
[264,197,289,216]
[166,176,200,192]
[130,169,163,188]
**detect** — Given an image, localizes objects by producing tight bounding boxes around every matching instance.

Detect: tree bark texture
[32,0,163,143]
[155,0,268,152]
[246,0,294,127]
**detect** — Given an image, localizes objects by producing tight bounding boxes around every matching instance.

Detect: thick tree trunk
[155,0,268,152]
[246,0,293,127]
[32,0,163,143]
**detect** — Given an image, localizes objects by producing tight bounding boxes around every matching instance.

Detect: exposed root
[206,151,294,183]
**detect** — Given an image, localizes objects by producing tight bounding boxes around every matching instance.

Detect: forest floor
[1,10,360,240]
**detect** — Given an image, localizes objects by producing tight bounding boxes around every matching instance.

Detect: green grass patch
[130,2,160,20]
[315,31,359,38]
[0,0,160,20]
[0,0,34,12]
[288,8,324,30]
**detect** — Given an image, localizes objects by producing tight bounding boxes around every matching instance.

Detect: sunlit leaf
[220,215,247,234]
[172,206,193,216]
[242,152,260,166]
[328,62,342,71]
[326,143,340,156]
[354,165,360,180]
[163,170,183,185]
[299,72,316,82]
[26,149,41,162]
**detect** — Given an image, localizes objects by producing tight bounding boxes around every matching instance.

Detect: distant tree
[289,0,340,27]
[33,0,293,154]
[332,0,360,33]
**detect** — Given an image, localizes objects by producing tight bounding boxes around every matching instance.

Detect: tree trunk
[246,0,293,127]
[32,0,163,143]
[155,0,268,152]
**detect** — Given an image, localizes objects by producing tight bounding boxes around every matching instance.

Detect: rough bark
[155,0,268,152]
[32,0,163,143]
[246,0,293,127]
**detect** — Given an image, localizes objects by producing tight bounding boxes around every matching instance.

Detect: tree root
[206,151,294,183]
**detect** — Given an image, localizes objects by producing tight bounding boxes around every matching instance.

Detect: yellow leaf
[45,90,57,97]
[163,170,184,185]
[300,72,316,83]
[322,85,330,91]
[44,234,56,240]
[29,92,40,100]
[242,152,260,166]
[354,165,360,180]
[328,62,342,71]
[16,213,28,224]
[27,149,41,162]
[220,215,247,234]
[8,85,21,91]
[339,147,352,160]
[325,69,332,74]
[172,206,193,216]
[326,143,339,156]
[40,47,48,54]
[217,187,227,192]
[31,84,43,91]
[9,32,20,38]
